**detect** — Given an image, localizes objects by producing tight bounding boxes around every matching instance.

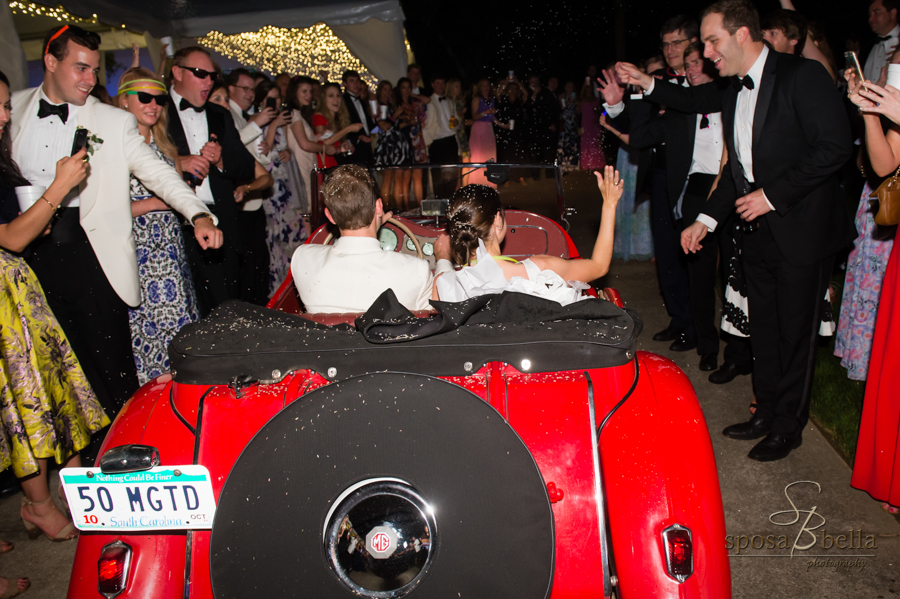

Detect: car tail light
[662,525,693,582]
[98,541,132,598]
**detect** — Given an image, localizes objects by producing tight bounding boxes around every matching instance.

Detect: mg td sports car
[63,164,731,599]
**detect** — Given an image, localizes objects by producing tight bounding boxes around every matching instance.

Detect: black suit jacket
[611,68,687,198]
[342,92,376,145]
[166,100,256,251]
[628,79,731,224]
[646,51,855,267]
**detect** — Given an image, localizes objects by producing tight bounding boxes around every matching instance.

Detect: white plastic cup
[369,99,378,115]
[585,76,591,84]
[508,119,515,131]
[560,98,566,108]
[160,36,174,58]
[15,185,46,213]
[888,64,900,89]
[379,105,389,119]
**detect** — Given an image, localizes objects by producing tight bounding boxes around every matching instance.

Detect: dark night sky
[401,0,869,86]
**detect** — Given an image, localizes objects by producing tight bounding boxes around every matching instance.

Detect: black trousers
[429,135,460,199]
[650,168,693,337]
[742,218,832,436]
[27,209,140,461]
[682,174,753,366]
[181,223,241,318]
[238,208,270,305]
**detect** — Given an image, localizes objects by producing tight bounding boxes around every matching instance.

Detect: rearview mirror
[421,199,448,217]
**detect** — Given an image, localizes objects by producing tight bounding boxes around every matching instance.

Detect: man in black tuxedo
[167,46,256,316]
[617,0,854,461]
[599,15,700,353]
[342,70,376,167]
[627,42,752,381]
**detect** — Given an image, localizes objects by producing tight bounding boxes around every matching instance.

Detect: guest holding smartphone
[0,70,108,559]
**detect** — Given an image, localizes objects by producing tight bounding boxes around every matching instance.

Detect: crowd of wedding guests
[0,0,899,594]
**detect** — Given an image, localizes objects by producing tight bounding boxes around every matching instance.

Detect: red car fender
[67,377,194,599]
[600,352,731,599]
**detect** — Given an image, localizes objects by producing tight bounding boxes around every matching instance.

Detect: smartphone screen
[71,128,89,156]
[845,51,866,88]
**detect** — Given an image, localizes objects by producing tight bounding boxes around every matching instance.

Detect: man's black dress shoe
[748,433,802,461]
[722,414,773,440]
[652,326,679,342]
[699,353,718,371]
[669,334,697,352]
[708,362,752,384]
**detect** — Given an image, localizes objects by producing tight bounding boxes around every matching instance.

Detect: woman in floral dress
[256,81,309,295]
[117,69,200,384]
[0,71,108,559]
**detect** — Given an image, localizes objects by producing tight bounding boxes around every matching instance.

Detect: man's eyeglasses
[231,84,254,93]
[126,91,170,107]
[177,65,215,80]
[660,38,689,50]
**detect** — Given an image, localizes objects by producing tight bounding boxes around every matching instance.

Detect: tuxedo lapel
[77,97,99,218]
[752,51,778,161]
[722,86,743,185]
[167,99,190,155]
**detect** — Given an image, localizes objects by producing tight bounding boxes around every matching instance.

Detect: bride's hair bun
[446,185,503,265]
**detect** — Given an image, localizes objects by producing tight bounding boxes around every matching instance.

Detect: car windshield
[310,163,567,228]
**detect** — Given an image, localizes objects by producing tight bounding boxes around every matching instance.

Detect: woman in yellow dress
[0,70,109,578]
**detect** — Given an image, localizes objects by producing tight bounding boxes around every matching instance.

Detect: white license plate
[59,466,216,531]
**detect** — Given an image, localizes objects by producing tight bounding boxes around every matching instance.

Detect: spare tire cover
[209,372,554,599]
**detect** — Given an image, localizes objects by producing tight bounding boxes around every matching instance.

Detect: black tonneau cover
[169,291,641,385]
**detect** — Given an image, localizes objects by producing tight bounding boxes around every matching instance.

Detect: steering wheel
[323,218,424,259]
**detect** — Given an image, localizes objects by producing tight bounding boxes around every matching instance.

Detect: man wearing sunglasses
[8,24,224,447]
[167,46,256,316]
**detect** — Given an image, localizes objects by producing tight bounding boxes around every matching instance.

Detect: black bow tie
[38,99,69,124]
[878,34,893,42]
[438,96,446,102]
[242,110,250,120]
[700,114,710,129]
[733,76,755,91]
[179,98,204,113]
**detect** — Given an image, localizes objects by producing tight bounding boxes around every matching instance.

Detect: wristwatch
[191,212,214,225]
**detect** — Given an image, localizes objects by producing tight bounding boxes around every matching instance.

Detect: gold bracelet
[39,196,56,211]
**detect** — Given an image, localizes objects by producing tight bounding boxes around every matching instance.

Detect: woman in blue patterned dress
[117,69,199,384]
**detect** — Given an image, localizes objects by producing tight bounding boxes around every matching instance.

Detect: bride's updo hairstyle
[446,184,504,265]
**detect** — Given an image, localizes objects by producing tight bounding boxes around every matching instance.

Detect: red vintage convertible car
[63,165,730,599]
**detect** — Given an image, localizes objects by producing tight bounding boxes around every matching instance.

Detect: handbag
[870,165,900,226]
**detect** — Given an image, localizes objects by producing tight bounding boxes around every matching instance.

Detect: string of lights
[199,24,377,86]
[8,1,99,24]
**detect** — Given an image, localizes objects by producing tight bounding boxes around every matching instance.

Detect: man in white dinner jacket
[10,24,221,447]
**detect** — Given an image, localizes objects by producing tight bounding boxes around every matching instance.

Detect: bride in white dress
[434,166,622,305]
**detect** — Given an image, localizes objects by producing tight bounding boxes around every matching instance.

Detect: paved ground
[0,170,897,598]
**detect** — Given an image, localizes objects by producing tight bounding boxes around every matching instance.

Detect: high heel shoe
[20,497,77,542]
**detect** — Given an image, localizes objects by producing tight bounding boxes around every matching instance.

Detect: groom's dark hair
[702,0,763,43]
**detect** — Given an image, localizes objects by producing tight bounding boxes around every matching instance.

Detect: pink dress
[469,97,497,187]
[580,98,604,171]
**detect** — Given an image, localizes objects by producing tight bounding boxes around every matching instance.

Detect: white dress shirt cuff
[696,213,717,233]
[435,259,455,275]
[603,101,625,118]
[645,79,656,95]
[761,189,775,213]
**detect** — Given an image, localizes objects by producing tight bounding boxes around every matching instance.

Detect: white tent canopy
[1,0,409,91]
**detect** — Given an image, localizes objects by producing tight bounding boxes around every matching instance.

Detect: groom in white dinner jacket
[10,24,222,451]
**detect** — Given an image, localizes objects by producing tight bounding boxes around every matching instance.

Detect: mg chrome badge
[366,525,399,559]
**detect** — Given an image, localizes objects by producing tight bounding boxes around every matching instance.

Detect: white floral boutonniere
[76,126,104,159]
